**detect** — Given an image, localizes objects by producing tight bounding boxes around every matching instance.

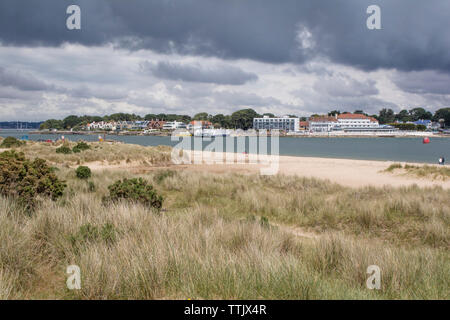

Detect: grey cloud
[314,74,379,97]
[0,86,44,100]
[140,61,258,85]
[69,85,128,100]
[212,91,281,107]
[0,67,53,91]
[0,1,449,72]
[392,71,450,95]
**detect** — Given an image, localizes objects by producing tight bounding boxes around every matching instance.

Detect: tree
[144,114,158,120]
[176,115,192,123]
[106,113,142,122]
[378,108,395,124]
[395,109,411,122]
[193,112,209,121]
[40,119,63,130]
[433,108,450,127]
[328,110,341,116]
[211,114,226,127]
[63,115,81,129]
[409,107,432,121]
[231,109,260,130]
[155,113,168,121]
[354,110,367,115]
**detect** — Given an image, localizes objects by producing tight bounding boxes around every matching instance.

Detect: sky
[0,0,449,121]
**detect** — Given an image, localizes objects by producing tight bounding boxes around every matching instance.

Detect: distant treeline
[39,109,266,130]
[38,107,450,130]
[325,107,449,125]
[0,122,43,129]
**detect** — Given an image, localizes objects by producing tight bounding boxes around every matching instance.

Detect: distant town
[4,107,450,137]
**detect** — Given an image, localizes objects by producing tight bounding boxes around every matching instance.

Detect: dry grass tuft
[385,163,450,181]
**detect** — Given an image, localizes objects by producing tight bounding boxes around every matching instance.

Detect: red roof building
[147,120,166,129]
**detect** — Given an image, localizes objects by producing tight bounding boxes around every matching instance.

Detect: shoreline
[21,130,450,138]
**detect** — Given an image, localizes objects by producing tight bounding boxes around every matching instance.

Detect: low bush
[56,146,72,154]
[0,150,66,209]
[72,141,90,153]
[88,181,96,192]
[154,170,176,183]
[0,136,25,148]
[75,166,91,180]
[69,223,117,247]
[104,178,163,209]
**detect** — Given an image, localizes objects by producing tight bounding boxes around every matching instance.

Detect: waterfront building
[162,121,187,130]
[309,113,398,134]
[337,113,379,129]
[309,116,338,132]
[86,121,117,131]
[253,115,299,132]
[188,120,213,131]
[132,121,150,130]
[147,120,166,130]
[413,119,432,129]
[299,121,309,131]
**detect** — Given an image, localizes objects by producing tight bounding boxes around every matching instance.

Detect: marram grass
[0,165,448,299]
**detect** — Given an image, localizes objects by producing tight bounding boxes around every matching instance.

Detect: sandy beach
[178,154,449,189]
[86,149,450,189]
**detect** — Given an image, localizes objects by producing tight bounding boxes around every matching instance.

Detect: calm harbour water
[1,130,449,164]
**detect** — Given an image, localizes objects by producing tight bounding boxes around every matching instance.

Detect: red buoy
[423,137,430,144]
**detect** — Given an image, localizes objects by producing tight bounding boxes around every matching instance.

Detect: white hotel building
[336,114,380,129]
[309,113,398,133]
[253,115,299,132]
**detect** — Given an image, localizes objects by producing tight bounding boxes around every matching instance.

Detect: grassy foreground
[0,141,449,299]
[12,139,172,166]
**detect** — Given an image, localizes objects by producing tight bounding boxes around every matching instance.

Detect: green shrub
[69,223,117,247]
[154,170,176,183]
[75,166,91,179]
[0,150,66,209]
[389,123,427,131]
[104,178,163,209]
[56,146,72,154]
[75,141,90,151]
[72,141,90,153]
[88,181,96,192]
[0,136,25,148]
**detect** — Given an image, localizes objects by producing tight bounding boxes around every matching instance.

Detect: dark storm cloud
[0,0,449,72]
[140,61,258,85]
[392,71,450,95]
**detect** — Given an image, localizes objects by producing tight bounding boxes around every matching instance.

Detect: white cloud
[0,43,449,121]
